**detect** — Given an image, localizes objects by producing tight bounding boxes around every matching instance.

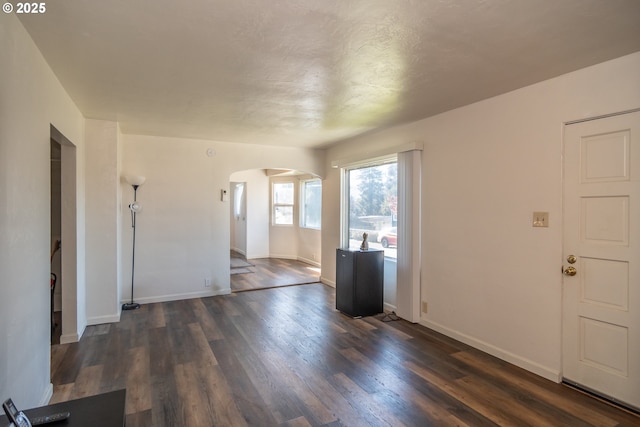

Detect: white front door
[562,110,640,410]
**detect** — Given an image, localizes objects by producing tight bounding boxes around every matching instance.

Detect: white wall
[320,166,342,285]
[85,120,121,324]
[296,176,322,267]
[120,135,324,303]
[0,15,85,407]
[383,258,397,311]
[297,227,321,266]
[322,51,640,381]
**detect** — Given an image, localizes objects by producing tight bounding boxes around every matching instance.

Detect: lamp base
[122,302,141,310]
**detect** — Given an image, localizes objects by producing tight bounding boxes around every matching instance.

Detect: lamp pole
[123,179,143,310]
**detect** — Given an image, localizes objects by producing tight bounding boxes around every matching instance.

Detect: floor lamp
[123,175,146,310]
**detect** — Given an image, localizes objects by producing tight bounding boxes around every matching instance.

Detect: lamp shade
[125,175,146,186]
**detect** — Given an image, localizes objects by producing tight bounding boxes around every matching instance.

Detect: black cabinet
[336,248,384,317]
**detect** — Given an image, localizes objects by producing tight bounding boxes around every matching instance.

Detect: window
[345,159,397,258]
[233,183,244,218]
[273,182,294,225]
[300,179,322,229]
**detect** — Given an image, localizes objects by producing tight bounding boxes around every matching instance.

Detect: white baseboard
[231,247,246,256]
[246,253,270,260]
[297,256,321,267]
[40,383,53,406]
[320,277,335,287]
[420,318,561,383]
[60,332,80,344]
[383,302,397,313]
[87,313,121,326]
[123,288,231,305]
[269,253,296,260]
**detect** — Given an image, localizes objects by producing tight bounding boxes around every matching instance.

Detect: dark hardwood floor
[50,284,639,426]
[230,251,320,292]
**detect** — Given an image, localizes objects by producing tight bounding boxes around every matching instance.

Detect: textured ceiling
[18,0,640,148]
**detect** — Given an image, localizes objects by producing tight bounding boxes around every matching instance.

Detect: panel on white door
[580,131,629,183]
[580,317,628,377]
[581,258,628,310]
[563,110,640,411]
[581,196,628,245]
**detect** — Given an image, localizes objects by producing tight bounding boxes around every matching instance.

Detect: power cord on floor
[380,311,400,322]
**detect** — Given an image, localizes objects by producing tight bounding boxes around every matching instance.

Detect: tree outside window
[347,161,397,258]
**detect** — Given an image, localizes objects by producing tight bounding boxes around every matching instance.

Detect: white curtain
[396,149,422,322]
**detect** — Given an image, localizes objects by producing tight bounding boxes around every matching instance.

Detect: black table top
[1,389,126,427]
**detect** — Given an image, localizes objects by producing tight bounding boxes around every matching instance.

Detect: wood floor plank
[125,346,152,415]
[99,327,129,392]
[149,363,181,426]
[147,302,166,329]
[189,298,223,341]
[452,351,620,427]
[455,374,576,427]
[148,325,182,426]
[79,333,110,367]
[213,317,303,423]
[230,253,320,292]
[125,409,153,427]
[173,363,206,426]
[331,371,406,427]
[50,343,69,381]
[282,416,313,427]
[51,342,82,385]
[405,359,522,426]
[260,350,337,426]
[50,282,640,427]
[187,323,218,368]
[209,340,279,426]
[48,383,73,405]
[70,364,104,399]
[193,360,248,426]
[301,370,375,427]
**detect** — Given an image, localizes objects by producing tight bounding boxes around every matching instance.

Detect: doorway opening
[50,125,79,345]
[229,169,322,292]
[50,139,62,344]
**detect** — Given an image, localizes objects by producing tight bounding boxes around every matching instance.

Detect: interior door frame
[561,107,640,411]
[50,124,80,344]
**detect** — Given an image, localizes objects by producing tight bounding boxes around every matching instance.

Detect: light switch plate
[532,212,549,227]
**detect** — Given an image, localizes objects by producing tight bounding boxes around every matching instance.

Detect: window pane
[274,206,294,225]
[347,162,397,258]
[301,179,321,229]
[233,183,244,217]
[274,182,294,204]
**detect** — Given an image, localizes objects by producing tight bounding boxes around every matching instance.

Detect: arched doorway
[229,169,322,292]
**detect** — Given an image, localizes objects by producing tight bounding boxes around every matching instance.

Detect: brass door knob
[563,266,577,276]
[567,255,577,264]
